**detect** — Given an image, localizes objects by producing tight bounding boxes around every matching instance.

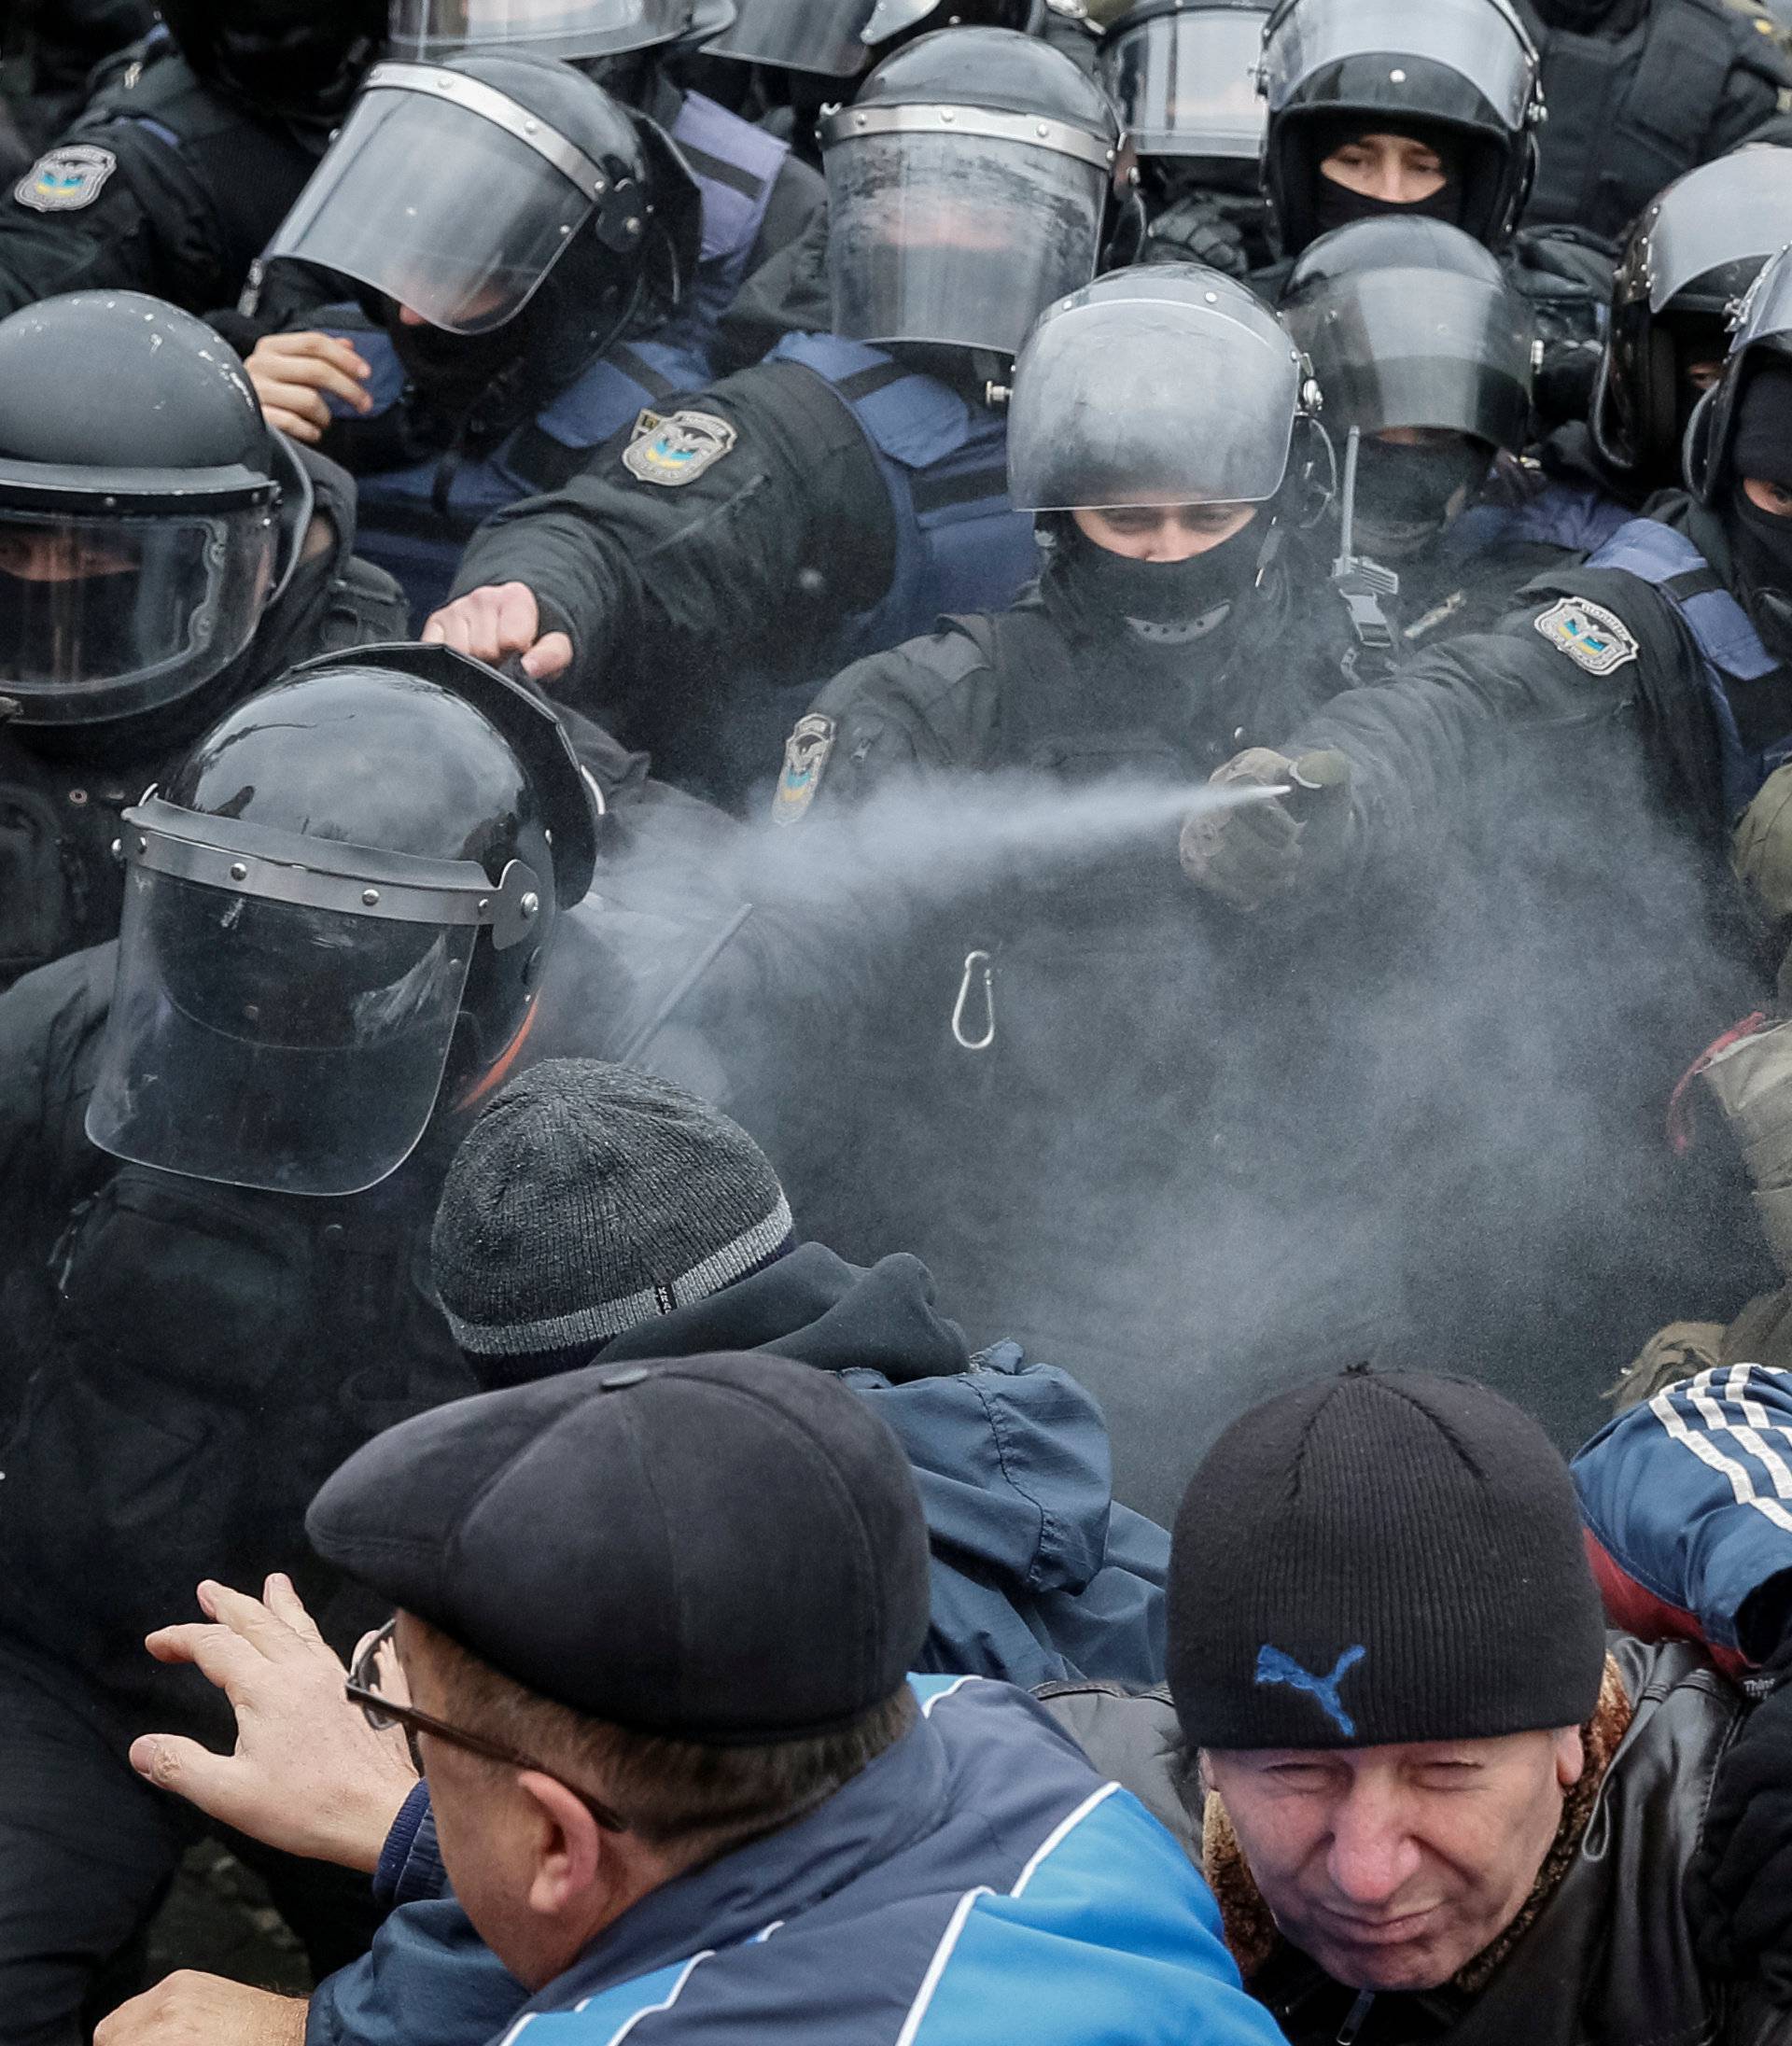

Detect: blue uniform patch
[1533,596,1640,677]
[771,713,835,826]
[622,407,736,487]
[15,145,119,214]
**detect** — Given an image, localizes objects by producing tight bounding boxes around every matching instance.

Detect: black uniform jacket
[0,35,322,321]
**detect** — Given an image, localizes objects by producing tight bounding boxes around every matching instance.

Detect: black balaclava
[1725,362,1792,665]
[1533,0,1624,29]
[1309,118,1467,239]
[1043,512,1267,666]
[1351,433,1492,561]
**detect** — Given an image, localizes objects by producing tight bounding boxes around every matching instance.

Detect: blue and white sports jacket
[1573,1361,1792,1675]
[306,1675,1279,2046]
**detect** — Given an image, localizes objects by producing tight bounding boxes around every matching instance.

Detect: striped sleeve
[1572,1363,1792,1669]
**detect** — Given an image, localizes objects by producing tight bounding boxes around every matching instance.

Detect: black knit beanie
[1168,1367,1607,1752]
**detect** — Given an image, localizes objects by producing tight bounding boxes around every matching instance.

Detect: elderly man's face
[1204,1728,1584,1991]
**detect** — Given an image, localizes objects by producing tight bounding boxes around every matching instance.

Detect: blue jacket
[588,1241,1168,1690]
[1572,1360,1792,1675]
[308,1675,1281,2046]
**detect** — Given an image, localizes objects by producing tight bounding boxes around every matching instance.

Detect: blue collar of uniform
[517,1709,951,2015]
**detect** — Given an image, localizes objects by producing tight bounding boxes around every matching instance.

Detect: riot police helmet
[1098,0,1267,172]
[159,0,387,127]
[1259,0,1543,258]
[1688,245,1792,504]
[0,292,298,732]
[1594,148,1792,483]
[819,29,1123,357]
[1281,217,1533,449]
[1281,217,1532,556]
[86,644,601,1198]
[701,0,883,77]
[261,52,701,404]
[1008,262,1311,511]
[387,0,733,63]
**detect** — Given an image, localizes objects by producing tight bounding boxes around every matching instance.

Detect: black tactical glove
[1687,1630,1792,2005]
[1142,195,1251,280]
[1179,748,1354,912]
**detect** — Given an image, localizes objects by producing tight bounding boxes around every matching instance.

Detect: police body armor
[332,90,792,624]
[0,1147,469,1739]
[68,33,323,295]
[1587,515,1792,820]
[770,332,1040,660]
[1525,0,1743,240]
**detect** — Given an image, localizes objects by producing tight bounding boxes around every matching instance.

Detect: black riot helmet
[1099,0,1268,176]
[702,0,1038,79]
[1259,0,1543,258]
[158,0,386,128]
[1593,148,1792,486]
[1008,262,1314,510]
[387,0,735,62]
[86,645,601,1198]
[1281,217,1533,447]
[0,292,299,732]
[819,29,1123,358]
[260,52,701,412]
[1281,217,1533,560]
[1689,246,1792,505]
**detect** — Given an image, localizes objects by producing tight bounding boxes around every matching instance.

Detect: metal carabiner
[950,949,996,1053]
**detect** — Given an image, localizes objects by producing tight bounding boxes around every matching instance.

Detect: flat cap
[307,1352,931,1744]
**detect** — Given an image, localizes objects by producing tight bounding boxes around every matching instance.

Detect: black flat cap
[306,1352,931,1744]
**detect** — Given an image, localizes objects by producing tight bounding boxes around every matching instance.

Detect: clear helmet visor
[262,75,595,334]
[704,0,876,71]
[1638,150,1792,315]
[388,0,690,60]
[1008,293,1301,508]
[825,127,1110,356]
[1100,8,1269,160]
[0,503,276,726]
[86,866,476,1197]
[1261,0,1536,131]
[1283,266,1533,447]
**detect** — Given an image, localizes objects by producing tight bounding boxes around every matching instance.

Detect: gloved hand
[1142,195,1251,280]
[1180,748,1355,913]
[1687,1632,1792,2005]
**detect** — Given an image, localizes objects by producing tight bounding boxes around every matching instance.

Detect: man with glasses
[99,1353,1284,2046]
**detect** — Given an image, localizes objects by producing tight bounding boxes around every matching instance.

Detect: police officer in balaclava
[0,290,410,994]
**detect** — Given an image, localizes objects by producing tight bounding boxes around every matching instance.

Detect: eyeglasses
[344,1619,629,1834]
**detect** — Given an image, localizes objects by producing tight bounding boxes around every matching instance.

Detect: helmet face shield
[1261,0,1537,133]
[1100,7,1268,161]
[86,797,546,1196]
[1283,264,1533,448]
[0,502,277,726]
[703,0,876,73]
[387,0,690,60]
[1008,288,1302,509]
[822,116,1112,355]
[1634,152,1792,316]
[263,67,609,334]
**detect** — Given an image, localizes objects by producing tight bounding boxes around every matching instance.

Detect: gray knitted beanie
[433,1059,793,1359]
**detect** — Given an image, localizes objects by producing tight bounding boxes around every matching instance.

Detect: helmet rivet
[855,110,868,125]
[67,788,88,807]
[1389,66,1406,83]
[1036,121,1050,137]
[524,118,539,132]
[478,897,491,913]
[1206,290,1219,302]
[136,836,147,853]
[110,838,122,862]
[230,861,248,881]
[362,888,381,906]
[521,891,540,918]
[940,108,955,122]
[625,217,641,233]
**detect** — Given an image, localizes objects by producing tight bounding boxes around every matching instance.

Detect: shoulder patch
[622,407,736,487]
[771,713,836,827]
[1533,596,1640,677]
[15,145,119,214]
